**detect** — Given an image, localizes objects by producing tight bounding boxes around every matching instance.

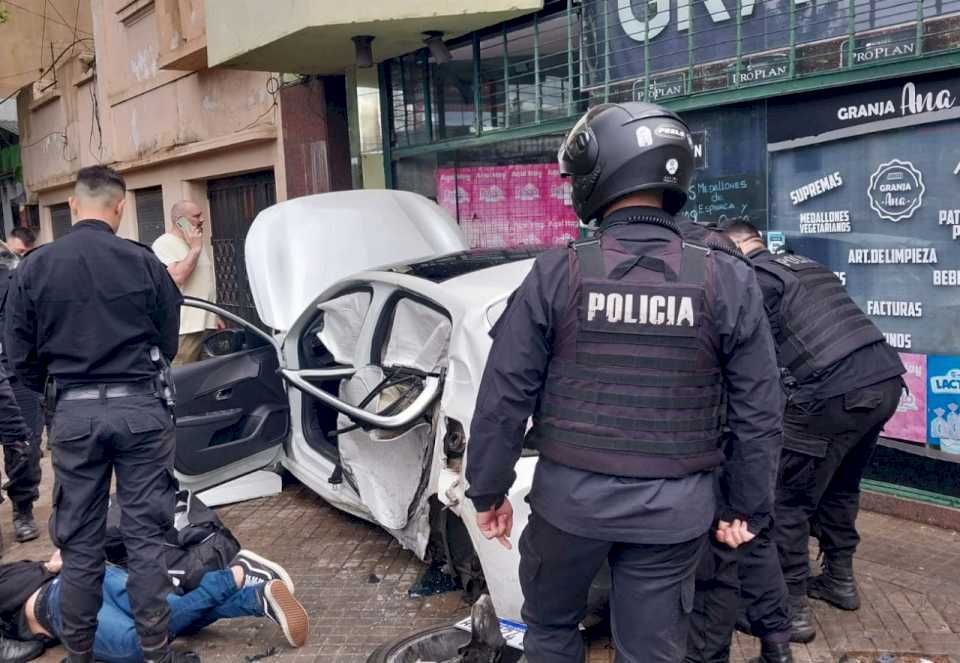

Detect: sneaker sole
[238,549,295,593]
[807,585,860,611]
[265,581,309,648]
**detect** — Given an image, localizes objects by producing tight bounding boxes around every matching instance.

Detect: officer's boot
[747,640,794,663]
[12,503,39,543]
[788,595,816,643]
[807,556,859,611]
[0,635,44,663]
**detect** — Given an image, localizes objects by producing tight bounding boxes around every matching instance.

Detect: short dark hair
[75,165,126,203]
[722,220,762,244]
[9,226,37,248]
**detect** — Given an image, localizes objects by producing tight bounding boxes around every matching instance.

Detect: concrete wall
[0,0,94,99]
[17,0,283,243]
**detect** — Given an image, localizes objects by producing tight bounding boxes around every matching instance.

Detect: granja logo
[868,159,925,223]
[932,369,960,395]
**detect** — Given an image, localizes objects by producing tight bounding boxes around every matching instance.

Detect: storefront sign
[726,54,789,87]
[769,73,960,143]
[867,159,925,222]
[691,130,707,169]
[583,0,953,87]
[885,352,926,445]
[928,356,960,452]
[633,72,687,102]
[842,28,917,67]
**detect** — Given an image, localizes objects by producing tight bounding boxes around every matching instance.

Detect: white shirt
[152,232,217,335]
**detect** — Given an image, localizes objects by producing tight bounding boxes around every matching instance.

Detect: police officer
[4,166,190,663]
[0,241,42,546]
[465,103,787,662]
[722,221,905,639]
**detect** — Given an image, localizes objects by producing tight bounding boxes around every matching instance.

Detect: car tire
[366,624,526,663]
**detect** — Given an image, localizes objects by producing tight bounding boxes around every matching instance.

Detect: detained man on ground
[0,549,308,663]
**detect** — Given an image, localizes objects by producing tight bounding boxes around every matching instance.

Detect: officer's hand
[716,519,756,549]
[45,549,63,574]
[185,222,203,250]
[477,498,514,550]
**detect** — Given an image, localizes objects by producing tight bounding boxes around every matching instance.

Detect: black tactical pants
[0,374,38,507]
[774,376,903,597]
[685,529,792,662]
[686,535,738,663]
[49,394,177,656]
[520,510,705,663]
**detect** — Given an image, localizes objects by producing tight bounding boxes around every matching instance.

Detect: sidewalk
[3,458,959,662]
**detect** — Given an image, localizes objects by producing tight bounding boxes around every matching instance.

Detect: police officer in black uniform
[722,221,905,639]
[4,166,189,663]
[0,241,42,547]
[465,103,787,662]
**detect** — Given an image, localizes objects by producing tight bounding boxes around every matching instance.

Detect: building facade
[14,0,351,323]
[375,0,960,506]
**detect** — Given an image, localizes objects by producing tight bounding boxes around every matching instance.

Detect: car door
[280,288,449,541]
[172,298,289,494]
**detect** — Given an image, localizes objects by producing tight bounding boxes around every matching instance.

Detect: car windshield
[383,248,547,283]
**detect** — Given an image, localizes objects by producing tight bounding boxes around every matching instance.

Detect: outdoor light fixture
[352,35,375,68]
[423,31,451,64]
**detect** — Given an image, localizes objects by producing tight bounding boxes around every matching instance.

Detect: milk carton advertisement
[927,356,960,453]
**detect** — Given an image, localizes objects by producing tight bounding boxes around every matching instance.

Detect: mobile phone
[175,216,192,233]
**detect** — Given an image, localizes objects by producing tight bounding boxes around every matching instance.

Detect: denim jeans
[45,565,264,663]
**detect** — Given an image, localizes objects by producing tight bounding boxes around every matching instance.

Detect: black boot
[13,504,39,543]
[807,557,859,611]
[788,595,816,644]
[0,636,43,663]
[748,640,794,663]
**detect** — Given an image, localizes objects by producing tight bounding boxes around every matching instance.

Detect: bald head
[69,166,127,230]
[170,200,204,234]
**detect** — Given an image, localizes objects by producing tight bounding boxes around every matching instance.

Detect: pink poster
[884,352,927,444]
[435,164,578,249]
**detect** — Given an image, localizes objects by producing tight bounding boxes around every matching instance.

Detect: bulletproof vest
[526,220,727,478]
[752,252,885,382]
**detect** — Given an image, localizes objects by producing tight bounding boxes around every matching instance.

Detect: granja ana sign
[581,0,959,86]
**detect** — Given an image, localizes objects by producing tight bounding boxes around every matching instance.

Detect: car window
[312,291,372,365]
[381,298,451,373]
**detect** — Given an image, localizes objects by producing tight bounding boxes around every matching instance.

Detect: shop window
[49,203,71,240]
[134,186,165,246]
[431,43,476,140]
[390,54,429,147]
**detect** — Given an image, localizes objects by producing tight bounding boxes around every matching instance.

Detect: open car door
[172,298,289,503]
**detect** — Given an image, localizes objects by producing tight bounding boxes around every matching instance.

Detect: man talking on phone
[152,201,220,366]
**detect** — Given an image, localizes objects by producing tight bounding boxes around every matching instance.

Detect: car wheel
[365,624,526,663]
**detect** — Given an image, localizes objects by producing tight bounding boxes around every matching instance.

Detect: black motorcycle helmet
[558,102,695,221]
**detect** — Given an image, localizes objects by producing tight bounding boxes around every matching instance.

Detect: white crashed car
[172,190,544,622]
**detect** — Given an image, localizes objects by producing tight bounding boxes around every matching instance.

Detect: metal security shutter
[50,203,71,239]
[207,171,276,328]
[135,187,165,246]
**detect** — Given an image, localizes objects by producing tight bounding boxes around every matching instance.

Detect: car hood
[245,190,468,330]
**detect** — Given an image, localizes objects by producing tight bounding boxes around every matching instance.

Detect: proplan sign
[583,0,950,86]
[769,73,960,143]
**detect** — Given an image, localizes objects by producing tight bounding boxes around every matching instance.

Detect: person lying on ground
[0,549,308,663]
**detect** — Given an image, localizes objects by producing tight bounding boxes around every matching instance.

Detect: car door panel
[173,299,289,488]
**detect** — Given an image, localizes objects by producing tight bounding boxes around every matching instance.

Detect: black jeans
[520,510,705,663]
[774,376,903,596]
[49,394,177,655]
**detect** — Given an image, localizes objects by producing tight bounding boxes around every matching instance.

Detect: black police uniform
[0,263,43,534]
[466,206,784,662]
[4,219,182,660]
[747,248,904,600]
